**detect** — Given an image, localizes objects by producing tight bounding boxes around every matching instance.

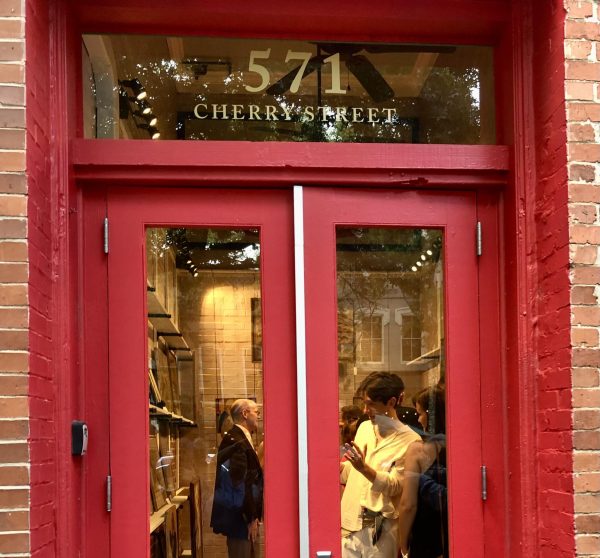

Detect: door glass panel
[146,227,265,558]
[337,228,447,556]
[82,34,495,144]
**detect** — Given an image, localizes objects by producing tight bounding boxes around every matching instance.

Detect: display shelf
[149,404,196,426]
[150,488,190,534]
[147,287,191,352]
[150,502,174,533]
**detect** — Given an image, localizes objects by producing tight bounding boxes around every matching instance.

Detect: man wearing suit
[211,399,264,558]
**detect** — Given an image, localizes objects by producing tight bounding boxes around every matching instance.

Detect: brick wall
[565,0,600,555]
[0,0,29,555]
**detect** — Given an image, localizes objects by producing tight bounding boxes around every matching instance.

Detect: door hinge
[476,221,482,257]
[106,474,112,512]
[103,217,109,254]
[481,465,487,501]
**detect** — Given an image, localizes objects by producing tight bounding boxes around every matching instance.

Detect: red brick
[572,307,600,325]
[0,108,24,128]
[0,0,23,16]
[574,409,600,429]
[569,142,600,162]
[576,513,600,532]
[573,367,599,388]
[575,472,600,492]
[577,534,600,554]
[0,240,26,261]
[575,493,600,513]
[568,164,597,183]
[0,307,27,328]
[570,224,600,244]
[0,151,24,172]
[0,40,23,62]
[0,194,26,216]
[0,62,24,84]
[0,85,23,107]
[568,102,600,122]
[574,451,600,471]
[0,419,28,439]
[0,442,27,464]
[0,465,28,485]
[0,488,27,508]
[0,130,25,151]
[0,509,28,531]
[570,204,597,223]
[0,283,26,305]
[568,122,596,142]
[0,19,23,39]
[565,39,593,59]
[0,174,25,194]
[571,244,597,264]
[0,329,28,350]
[0,217,25,238]
[571,286,598,304]
[0,374,27,394]
[572,266,600,284]
[0,396,27,418]
[566,0,594,18]
[0,262,26,282]
[566,80,595,100]
[569,184,600,203]
[566,21,600,41]
[572,327,599,346]
[573,388,600,406]
[0,532,28,553]
[0,352,28,373]
[574,430,600,450]
[566,60,600,80]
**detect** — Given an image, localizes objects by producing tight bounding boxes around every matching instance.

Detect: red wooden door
[303,188,483,557]
[105,187,298,557]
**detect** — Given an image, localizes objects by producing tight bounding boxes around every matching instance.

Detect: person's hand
[248,519,259,542]
[343,441,367,473]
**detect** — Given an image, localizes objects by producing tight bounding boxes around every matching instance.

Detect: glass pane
[337,228,447,557]
[147,227,264,558]
[83,34,495,144]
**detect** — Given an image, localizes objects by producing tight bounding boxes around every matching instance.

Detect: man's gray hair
[230,399,256,423]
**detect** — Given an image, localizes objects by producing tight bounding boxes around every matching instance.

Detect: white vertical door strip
[293,185,310,558]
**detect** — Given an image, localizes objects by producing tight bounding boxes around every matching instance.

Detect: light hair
[230,399,256,423]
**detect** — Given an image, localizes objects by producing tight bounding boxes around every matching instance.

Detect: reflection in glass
[83,34,495,144]
[337,228,448,556]
[147,227,264,558]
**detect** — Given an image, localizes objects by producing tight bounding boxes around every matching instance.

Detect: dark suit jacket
[210,424,263,539]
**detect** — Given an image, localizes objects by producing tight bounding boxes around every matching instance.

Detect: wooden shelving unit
[149,487,189,534]
[147,286,192,353]
[149,404,195,427]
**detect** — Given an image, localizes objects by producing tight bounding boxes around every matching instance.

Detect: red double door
[83,186,494,557]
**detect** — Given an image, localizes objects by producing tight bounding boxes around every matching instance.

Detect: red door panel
[303,188,483,557]
[106,187,297,557]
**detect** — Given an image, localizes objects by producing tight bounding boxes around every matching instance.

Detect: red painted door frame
[53,1,537,557]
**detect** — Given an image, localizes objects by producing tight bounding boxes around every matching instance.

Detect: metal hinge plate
[481,465,487,501]
[104,217,109,254]
[476,221,482,257]
[106,474,112,512]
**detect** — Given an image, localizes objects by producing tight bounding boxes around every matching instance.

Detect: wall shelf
[149,404,196,426]
[147,287,191,352]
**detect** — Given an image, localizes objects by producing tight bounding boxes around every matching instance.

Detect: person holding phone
[340,372,421,558]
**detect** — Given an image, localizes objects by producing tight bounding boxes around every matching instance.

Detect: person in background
[340,372,421,558]
[340,404,363,446]
[211,399,264,558]
[397,387,447,558]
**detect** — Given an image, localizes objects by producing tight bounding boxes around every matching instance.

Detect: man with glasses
[211,399,264,558]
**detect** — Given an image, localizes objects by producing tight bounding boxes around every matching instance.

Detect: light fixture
[137,123,161,139]
[420,254,426,261]
[119,78,147,100]
[416,261,422,267]
[426,249,433,256]
[411,266,418,272]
